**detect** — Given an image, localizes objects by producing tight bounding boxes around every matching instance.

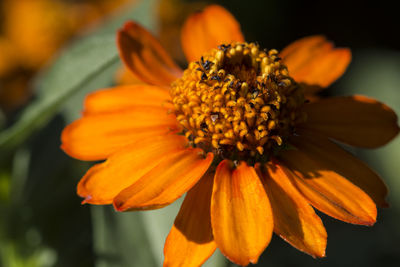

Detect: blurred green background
[1,0,399,266]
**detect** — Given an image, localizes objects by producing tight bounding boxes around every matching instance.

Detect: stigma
[170,42,307,163]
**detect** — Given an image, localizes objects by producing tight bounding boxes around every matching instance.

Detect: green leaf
[0,33,119,158]
[140,199,183,265]
[92,206,158,267]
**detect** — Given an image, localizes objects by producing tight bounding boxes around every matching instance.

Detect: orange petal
[83,85,172,115]
[113,149,213,211]
[117,21,182,86]
[77,135,188,204]
[181,5,244,62]
[61,106,179,161]
[280,35,351,89]
[256,163,327,258]
[278,146,377,225]
[290,130,389,207]
[211,160,273,266]
[299,95,400,148]
[164,172,216,267]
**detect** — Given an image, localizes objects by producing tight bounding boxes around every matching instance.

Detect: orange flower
[2,0,132,69]
[61,5,399,266]
[0,0,133,111]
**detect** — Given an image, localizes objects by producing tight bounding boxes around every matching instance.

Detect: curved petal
[211,160,273,266]
[83,85,172,115]
[77,135,188,204]
[299,95,400,148]
[181,5,244,62]
[280,35,351,89]
[61,106,179,161]
[256,163,327,258]
[117,21,182,86]
[164,172,216,267]
[113,149,213,211]
[290,130,389,207]
[278,146,377,225]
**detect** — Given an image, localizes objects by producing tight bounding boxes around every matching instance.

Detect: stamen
[170,42,307,163]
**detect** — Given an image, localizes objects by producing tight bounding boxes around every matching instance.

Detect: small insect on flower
[61,4,399,267]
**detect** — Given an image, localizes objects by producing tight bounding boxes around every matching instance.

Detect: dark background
[1,0,399,266]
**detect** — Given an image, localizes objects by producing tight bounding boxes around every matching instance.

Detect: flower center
[170,42,306,164]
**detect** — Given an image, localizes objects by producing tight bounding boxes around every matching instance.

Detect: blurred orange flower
[62,5,399,267]
[0,0,132,111]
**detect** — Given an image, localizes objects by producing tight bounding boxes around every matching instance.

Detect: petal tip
[121,20,137,32]
[249,256,260,264]
[358,212,377,226]
[60,126,72,152]
[113,199,126,212]
[395,124,400,134]
[364,221,376,227]
[59,142,68,154]
[366,217,377,226]
[81,195,92,205]
[310,245,327,259]
[316,250,327,259]
[117,21,137,41]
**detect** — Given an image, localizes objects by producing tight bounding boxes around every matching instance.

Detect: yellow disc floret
[170,42,306,163]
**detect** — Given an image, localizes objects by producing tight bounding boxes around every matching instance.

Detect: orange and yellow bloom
[61,5,399,266]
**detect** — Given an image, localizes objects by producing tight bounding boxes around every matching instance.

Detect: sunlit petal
[280,35,351,89]
[117,21,182,86]
[279,147,377,225]
[257,162,327,258]
[114,149,213,211]
[77,135,188,204]
[181,5,244,62]
[164,172,216,267]
[211,160,273,266]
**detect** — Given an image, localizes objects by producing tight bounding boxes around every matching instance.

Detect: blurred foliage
[0,0,133,111]
[1,0,400,266]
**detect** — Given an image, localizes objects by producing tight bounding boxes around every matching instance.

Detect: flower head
[170,42,306,162]
[61,5,399,266]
